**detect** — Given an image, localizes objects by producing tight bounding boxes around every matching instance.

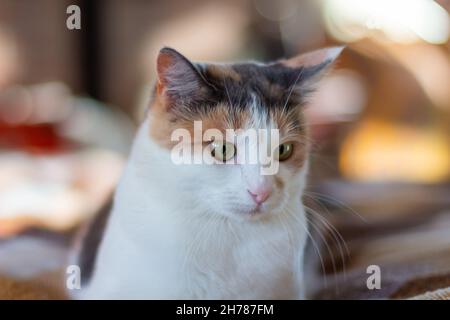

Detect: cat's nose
[248,187,272,205]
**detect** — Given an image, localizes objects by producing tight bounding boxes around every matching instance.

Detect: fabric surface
[409,287,450,300]
[310,207,450,299]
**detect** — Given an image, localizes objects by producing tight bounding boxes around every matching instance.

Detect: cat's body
[77,120,307,299]
[73,47,342,299]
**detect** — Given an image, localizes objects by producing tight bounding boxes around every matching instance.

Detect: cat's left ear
[282,46,344,69]
[281,46,345,85]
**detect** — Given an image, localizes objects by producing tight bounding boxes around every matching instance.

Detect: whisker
[305,203,351,292]
[303,212,341,293]
[282,68,304,114]
[303,194,351,260]
[284,207,328,289]
[306,191,368,223]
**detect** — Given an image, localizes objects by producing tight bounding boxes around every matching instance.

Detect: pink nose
[248,188,272,205]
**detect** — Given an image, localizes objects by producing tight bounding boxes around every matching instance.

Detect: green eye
[275,143,294,161]
[211,141,236,162]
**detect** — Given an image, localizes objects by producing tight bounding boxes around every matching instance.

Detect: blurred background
[0,0,449,299]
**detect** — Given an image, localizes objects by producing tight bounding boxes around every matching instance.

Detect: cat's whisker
[304,212,339,280]
[303,205,349,294]
[305,214,344,295]
[303,194,351,260]
[303,193,352,294]
[282,68,305,114]
[306,191,368,223]
[308,209,349,286]
[303,194,350,251]
[284,207,328,289]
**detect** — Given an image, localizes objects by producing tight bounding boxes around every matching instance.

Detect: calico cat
[72,46,343,299]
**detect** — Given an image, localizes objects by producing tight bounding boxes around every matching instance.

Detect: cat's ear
[156,47,210,103]
[277,46,344,97]
[282,46,344,70]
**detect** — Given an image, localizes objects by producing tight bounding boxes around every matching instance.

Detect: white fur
[76,116,309,299]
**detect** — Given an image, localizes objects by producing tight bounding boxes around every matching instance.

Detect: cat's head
[148,47,342,220]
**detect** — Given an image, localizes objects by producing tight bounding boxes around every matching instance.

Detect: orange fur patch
[149,101,250,149]
[148,96,309,170]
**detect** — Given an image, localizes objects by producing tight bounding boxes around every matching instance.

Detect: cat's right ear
[156,47,209,104]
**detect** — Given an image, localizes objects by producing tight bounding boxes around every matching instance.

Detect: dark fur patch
[152,47,331,118]
[149,48,334,165]
[74,197,112,286]
[194,61,328,113]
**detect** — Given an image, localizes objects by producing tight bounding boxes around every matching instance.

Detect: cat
[72,46,343,299]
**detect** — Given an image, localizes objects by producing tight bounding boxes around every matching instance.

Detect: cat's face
[148,47,342,220]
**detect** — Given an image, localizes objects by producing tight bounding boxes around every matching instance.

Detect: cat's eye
[275,143,294,161]
[211,141,236,162]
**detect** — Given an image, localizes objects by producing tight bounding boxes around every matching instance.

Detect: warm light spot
[340,119,450,183]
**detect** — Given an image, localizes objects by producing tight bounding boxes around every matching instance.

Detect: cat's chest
[102,207,306,299]
[182,224,303,299]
